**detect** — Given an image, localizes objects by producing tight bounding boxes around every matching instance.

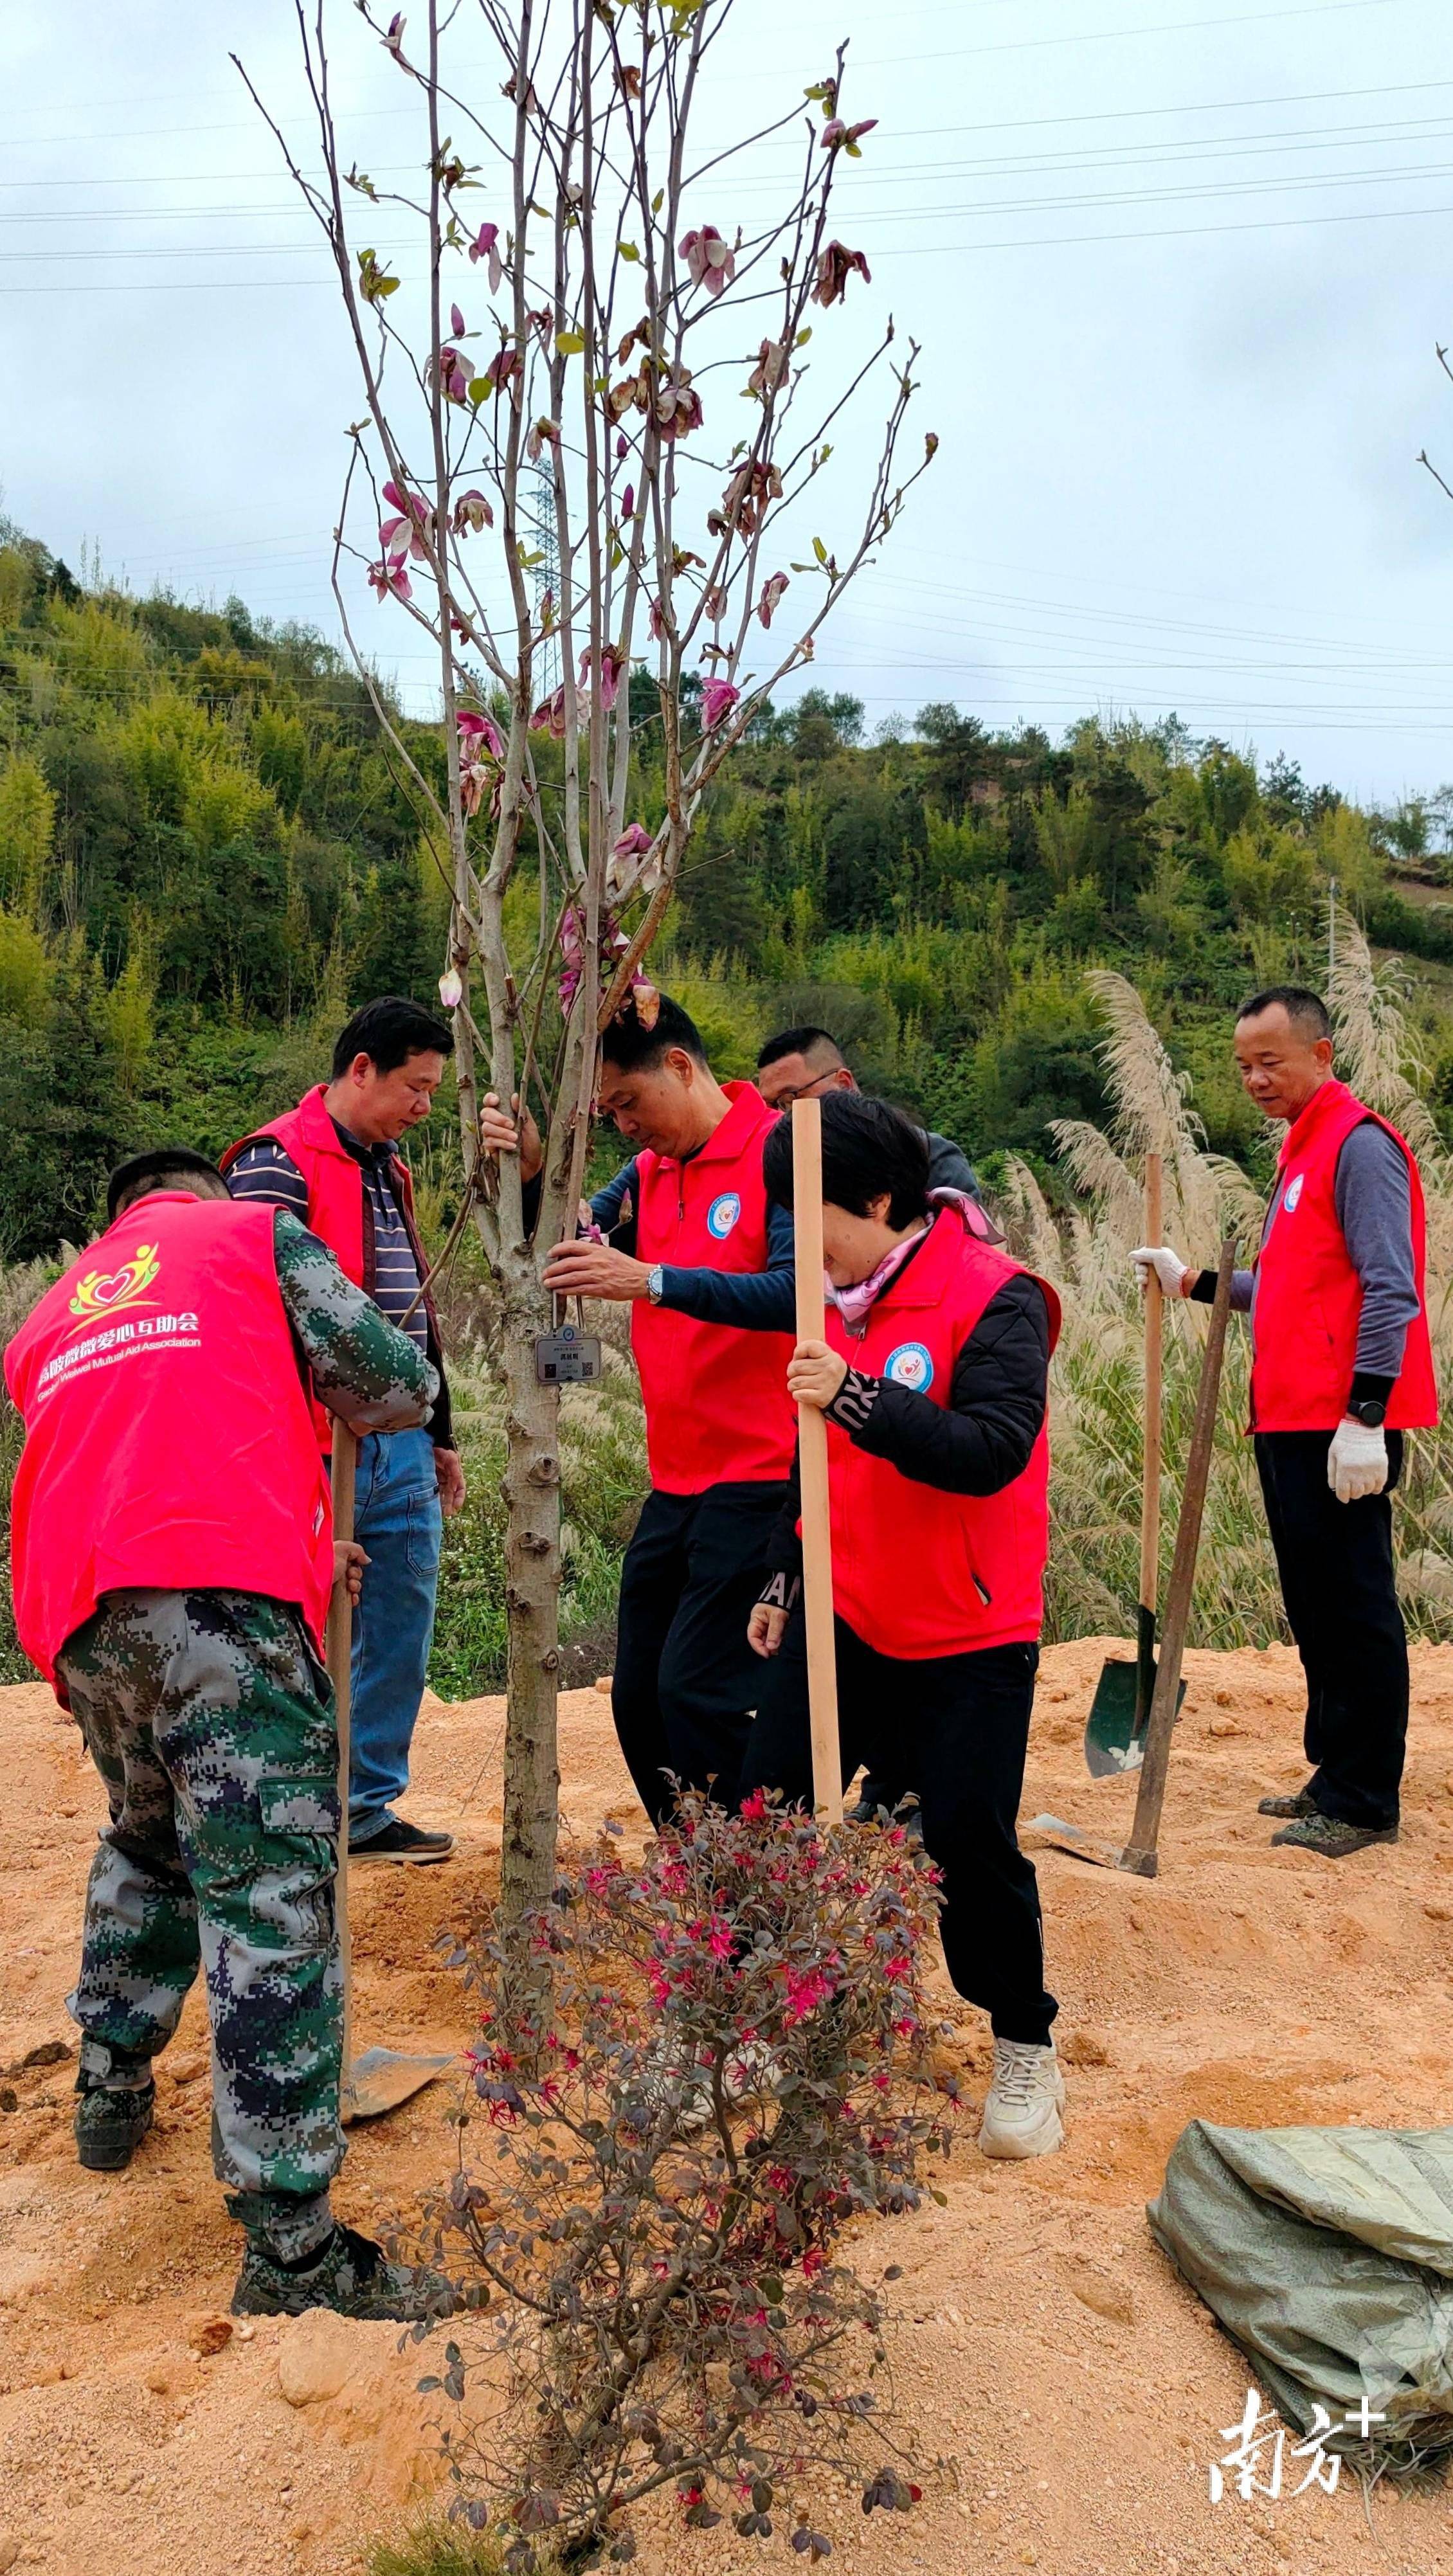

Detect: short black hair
[763,1090,930,1230]
[107,1149,230,1223]
[331,994,455,1081]
[600,993,707,1072]
[756,1024,845,1074]
[1236,985,1331,1042]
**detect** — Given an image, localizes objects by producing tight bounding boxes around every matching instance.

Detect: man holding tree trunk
[481,996,797,1823]
[1132,986,1437,1859]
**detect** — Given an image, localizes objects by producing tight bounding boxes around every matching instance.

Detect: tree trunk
[498,1268,563,1923]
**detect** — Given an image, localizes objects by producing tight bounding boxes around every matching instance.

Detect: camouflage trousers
[58,1589,345,2243]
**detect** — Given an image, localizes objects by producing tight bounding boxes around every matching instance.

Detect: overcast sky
[3,0,1452,805]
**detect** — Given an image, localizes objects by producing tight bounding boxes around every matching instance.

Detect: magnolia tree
[238,0,934,1920]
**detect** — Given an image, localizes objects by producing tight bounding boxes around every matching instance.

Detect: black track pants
[1255,1429,1408,1832]
[611,1481,790,1825]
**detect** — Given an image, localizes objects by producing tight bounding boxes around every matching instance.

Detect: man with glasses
[755,1027,980,1199]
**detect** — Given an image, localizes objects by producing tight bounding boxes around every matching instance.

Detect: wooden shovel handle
[791,1100,844,1828]
[1139,1153,1163,1618]
[327,1423,359,2073]
[1121,1236,1236,1876]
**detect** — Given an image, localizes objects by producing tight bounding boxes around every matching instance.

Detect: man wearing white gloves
[1133,986,1438,1859]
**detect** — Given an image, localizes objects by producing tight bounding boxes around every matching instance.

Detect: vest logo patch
[1283,1173,1304,1213]
[67,1243,161,1335]
[707,1191,742,1239]
[884,1340,934,1392]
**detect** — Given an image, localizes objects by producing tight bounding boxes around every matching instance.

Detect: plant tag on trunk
[535,1324,602,1385]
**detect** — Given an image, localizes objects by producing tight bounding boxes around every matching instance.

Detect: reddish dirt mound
[3,1642,1452,2575]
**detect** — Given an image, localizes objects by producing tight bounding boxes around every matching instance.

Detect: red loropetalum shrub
[419,1792,960,2569]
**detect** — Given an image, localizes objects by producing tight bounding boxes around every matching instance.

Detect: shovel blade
[1083,1655,1187,1779]
[1023,1812,1127,1870]
[341,2046,453,2125]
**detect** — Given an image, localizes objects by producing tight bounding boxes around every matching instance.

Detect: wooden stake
[1119,1237,1236,1877]
[791,1098,844,1827]
[1135,1151,1164,1734]
[327,1423,358,2078]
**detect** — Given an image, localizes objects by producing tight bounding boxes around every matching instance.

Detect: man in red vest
[1133,985,1438,1859]
[6,1148,447,2318]
[484,997,797,1821]
[223,995,464,1867]
[741,1092,1066,2159]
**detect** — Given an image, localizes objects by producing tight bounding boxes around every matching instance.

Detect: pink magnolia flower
[820,116,877,155]
[648,597,667,642]
[578,642,626,710]
[457,706,504,759]
[429,344,470,404]
[367,554,411,602]
[468,222,503,293]
[748,337,788,397]
[679,225,735,299]
[380,479,431,561]
[493,343,522,396]
[615,432,629,461]
[438,968,463,1009]
[450,301,466,338]
[530,684,568,739]
[811,240,871,307]
[700,676,740,732]
[757,570,790,629]
[620,483,635,521]
[606,820,661,904]
[383,12,407,60]
[451,487,493,535]
[613,822,653,863]
[558,905,586,1011]
[702,583,728,623]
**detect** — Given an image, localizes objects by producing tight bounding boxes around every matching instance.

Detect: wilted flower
[748,338,788,398]
[527,415,561,463]
[679,225,735,298]
[468,221,503,293]
[457,707,504,760]
[757,570,790,629]
[451,487,493,535]
[606,819,662,903]
[721,457,783,541]
[701,676,740,732]
[820,117,877,155]
[493,343,522,395]
[558,905,586,1011]
[654,365,703,441]
[438,967,463,1009]
[925,431,939,459]
[383,12,407,60]
[648,597,667,642]
[811,240,871,307]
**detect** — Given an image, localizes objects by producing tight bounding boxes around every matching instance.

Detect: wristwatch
[647,1264,665,1305]
[1347,1396,1387,1429]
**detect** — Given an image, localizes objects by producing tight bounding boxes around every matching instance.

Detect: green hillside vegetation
[5,516,1453,1263]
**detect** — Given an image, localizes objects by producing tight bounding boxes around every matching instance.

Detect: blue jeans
[347,1427,442,1842]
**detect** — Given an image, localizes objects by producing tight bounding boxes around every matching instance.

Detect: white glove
[1131,1245,1187,1299]
[1328,1418,1389,1504]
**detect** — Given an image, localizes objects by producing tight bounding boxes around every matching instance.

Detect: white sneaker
[979,2037,1065,2159]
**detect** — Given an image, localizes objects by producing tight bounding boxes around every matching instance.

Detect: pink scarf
[825,1191,1002,1331]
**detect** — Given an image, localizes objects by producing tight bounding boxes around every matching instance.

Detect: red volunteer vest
[824,1211,1062,1661]
[1250,1077,1438,1433]
[630,1081,797,1495]
[221,1085,431,1454]
[5,1196,334,1688]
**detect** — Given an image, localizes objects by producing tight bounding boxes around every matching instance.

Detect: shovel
[1084,1151,1186,1777]
[1029,1236,1235,1878]
[792,1097,844,1828]
[328,1422,452,2122]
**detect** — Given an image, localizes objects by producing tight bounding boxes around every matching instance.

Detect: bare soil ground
[2,1639,1452,2576]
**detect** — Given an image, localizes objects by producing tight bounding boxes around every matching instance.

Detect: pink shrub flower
[451,487,493,535]
[530,684,568,739]
[367,554,411,603]
[700,676,741,732]
[821,117,877,155]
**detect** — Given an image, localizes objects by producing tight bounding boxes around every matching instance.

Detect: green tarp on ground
[1147,2122,1453,2462]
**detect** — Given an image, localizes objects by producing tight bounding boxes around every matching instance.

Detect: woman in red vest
[741,1092,1068,2161]
[1133,985,1438,1860]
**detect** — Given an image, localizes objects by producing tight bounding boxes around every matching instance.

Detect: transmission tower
[525,466,561,694]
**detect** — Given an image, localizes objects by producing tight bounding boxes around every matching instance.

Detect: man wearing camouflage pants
[5,1147,453,2323]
